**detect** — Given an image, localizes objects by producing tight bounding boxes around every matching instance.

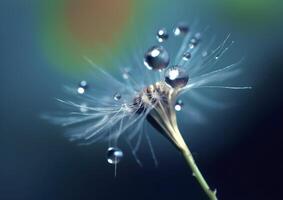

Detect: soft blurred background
[0,0,282,199]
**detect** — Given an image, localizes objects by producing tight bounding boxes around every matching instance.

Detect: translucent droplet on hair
[77,80,88,94]
[188,37,199,49]
[113,92,122,101]
[77,87,85,94]
[156,28,169,42]
[182,52,191,61]
[165,66,189,88]
[175,99,184,111]
[79,80,88,88]
[144,46,170,70]
[122,68,130,79]
[79,103,88,112]
[107,147,123,164]
[173,23,189,36]
[202,51,208,57]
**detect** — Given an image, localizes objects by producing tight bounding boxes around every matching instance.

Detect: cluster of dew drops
[76,23,200,170]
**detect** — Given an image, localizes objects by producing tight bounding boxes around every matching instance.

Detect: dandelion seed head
[43,21,251,167]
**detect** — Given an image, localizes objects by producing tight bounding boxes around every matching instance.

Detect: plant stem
[181,145,218,200]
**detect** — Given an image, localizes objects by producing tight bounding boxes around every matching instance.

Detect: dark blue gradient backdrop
[0,1,283,200]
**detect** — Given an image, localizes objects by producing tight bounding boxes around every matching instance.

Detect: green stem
[181,145,218,200]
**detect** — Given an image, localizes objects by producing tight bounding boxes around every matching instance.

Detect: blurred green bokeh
[38,0,282,74]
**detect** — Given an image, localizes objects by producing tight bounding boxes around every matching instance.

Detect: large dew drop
[165,66,189,88]
[144,46,170,70]
[156,28,169,42]
[107,147,123,164]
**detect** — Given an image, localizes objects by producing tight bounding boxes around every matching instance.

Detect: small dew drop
[113,92,122,101]
[144,46,170,70]
[121,68,130,80]
[195,32,201,40]
[156,28,169,42]
[79,80,88,89]
[122,73,129,79]
[107,147,123,164]
[188,37,199,49]
[80,103,88,112]
[165,66,189,88]
[175,99,184,111]
[173,23,189,36]
[182,52,191,61]
[77,80,88,94]
[202,51,208,57]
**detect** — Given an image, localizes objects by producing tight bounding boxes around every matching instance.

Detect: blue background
[0,1,282,199]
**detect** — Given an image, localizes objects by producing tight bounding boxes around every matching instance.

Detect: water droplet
[165,66,189,88]
[188,37,199,49]
[107,147,123,164]
[77,87,85,94]
[175,99,184,111]
[144,46,170,70]
[113,92,121,101]
[80,103,88,112]
[202,51,208,57]
[79,80,88,89]
[77,80,88,94]
[121,68,130,79]
[182,52,191,61]
[156,28,169,42]
[122,73,129,79]
[173,23,189,36]
[195,32,201,40]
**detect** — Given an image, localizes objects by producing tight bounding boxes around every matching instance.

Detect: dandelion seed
[43,21,251,200]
